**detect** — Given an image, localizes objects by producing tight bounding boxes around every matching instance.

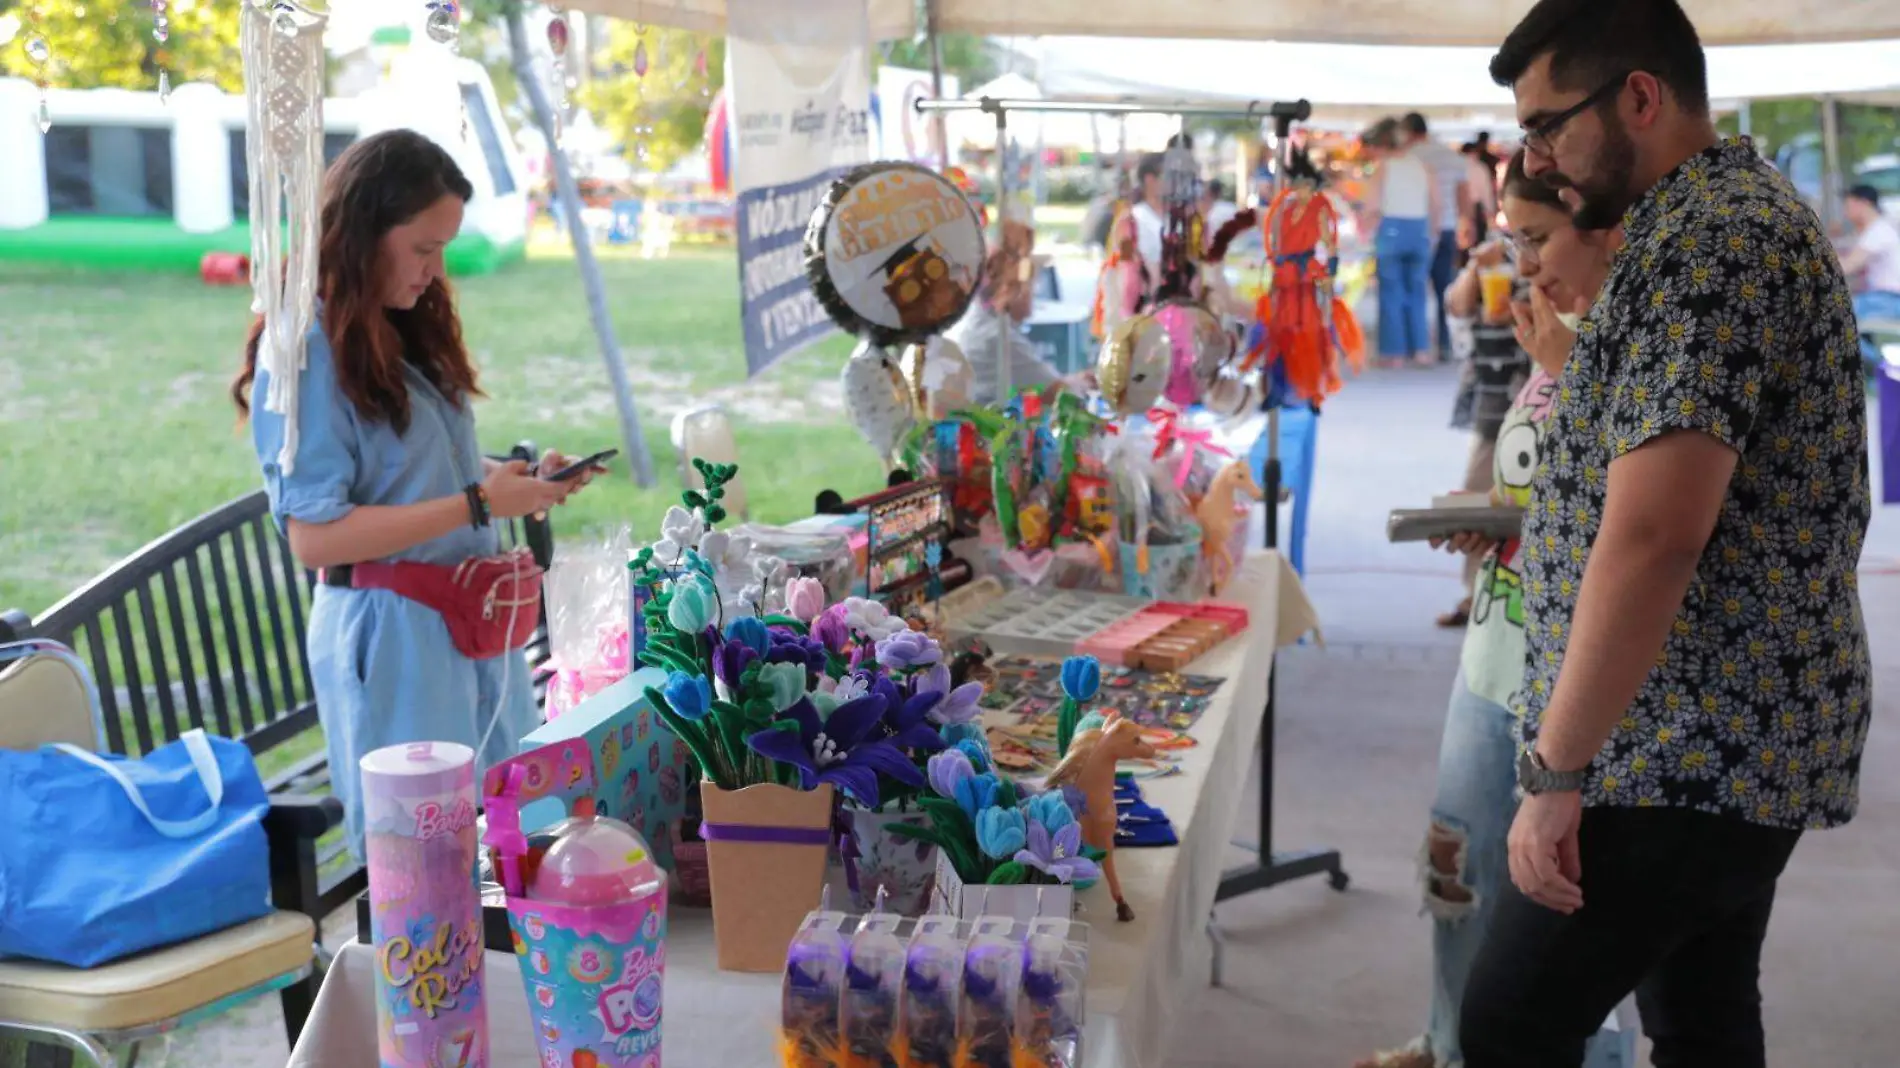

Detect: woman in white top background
[1362,117,1443,368]
[1839,184,1900,369]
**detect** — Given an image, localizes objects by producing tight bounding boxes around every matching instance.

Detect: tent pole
[1820,94,1843,233]
[926,0,949,171]
[1211,100,1348,936]
[915,96,1302,118]
[990,97,1011,403]
[506,2,655,487]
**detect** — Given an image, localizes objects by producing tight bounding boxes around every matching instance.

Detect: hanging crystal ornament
[271,1,300,39]
[23,3,52,134]
[152,0,172,101]
[546,14,569,56]
[632,23,649,80]
[694,45,710,97]
[424,0,461,48]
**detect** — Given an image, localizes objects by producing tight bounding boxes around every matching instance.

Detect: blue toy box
[520,666,689,872]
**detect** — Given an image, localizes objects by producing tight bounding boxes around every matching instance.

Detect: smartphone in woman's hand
[546,449,618,481]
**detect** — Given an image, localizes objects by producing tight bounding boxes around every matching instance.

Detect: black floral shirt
[1517,139,1873,831]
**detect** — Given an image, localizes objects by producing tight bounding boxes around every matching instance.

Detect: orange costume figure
[1090,203,1149,340]
[1245,181,1365,405]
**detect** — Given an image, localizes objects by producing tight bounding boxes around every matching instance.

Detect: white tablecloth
[288,552,1318,1068]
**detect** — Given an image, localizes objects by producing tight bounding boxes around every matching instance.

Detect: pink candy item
[1076,613,1176,666]
[530,817,666,908]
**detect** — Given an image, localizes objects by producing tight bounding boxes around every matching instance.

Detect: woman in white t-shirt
[1841,184,1900,368]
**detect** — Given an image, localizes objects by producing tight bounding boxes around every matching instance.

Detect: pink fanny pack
[323,547,542,660]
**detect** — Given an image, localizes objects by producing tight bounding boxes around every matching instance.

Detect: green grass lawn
[0,246,881,620]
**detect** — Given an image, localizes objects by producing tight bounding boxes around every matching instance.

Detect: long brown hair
[232,130,480,432]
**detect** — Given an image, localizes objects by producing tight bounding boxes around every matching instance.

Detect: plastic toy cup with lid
[486,743,669,1068]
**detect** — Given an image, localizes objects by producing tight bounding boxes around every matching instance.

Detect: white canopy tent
[557,0,1900,46]
[1026,37,1900,121]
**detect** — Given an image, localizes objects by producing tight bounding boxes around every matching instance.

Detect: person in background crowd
[1838,183,1900,367]
[1079,161,1124,252]
[1405,113,1469,363]
[1200,177,1240,233]
[1357,150,1624,1068]
[1129,151,1168,276]
[1458,132,1504,262]
[947,219,1093,407]
[1464,2,1871,1065]
[1363,117,1443,368]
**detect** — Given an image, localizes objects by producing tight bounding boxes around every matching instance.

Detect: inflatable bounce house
[0,37,526,275]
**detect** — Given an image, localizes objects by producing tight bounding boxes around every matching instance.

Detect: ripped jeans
[1422,671,1627,1068]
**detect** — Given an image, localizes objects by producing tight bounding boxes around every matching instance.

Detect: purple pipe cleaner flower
[1015,819,1100,884]
[712,632,757,691]
[875,629,942,671]
[926,682,983,726]
[745,694,922,808]
[926,748,974,800]
[913,662,952,698]
[811,604,851,654]
[883,688,950,755]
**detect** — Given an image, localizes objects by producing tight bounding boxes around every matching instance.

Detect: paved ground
[87,361,1900,1067]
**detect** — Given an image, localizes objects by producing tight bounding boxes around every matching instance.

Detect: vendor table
[288,552,1318,1068]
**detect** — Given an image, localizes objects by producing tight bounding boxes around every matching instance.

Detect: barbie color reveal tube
[362,742,489,1068]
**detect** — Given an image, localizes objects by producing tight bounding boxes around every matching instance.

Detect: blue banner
[725,0,871,377]
[736,171,847,376]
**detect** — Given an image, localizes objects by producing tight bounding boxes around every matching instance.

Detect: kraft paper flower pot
[928,851,1075,922]
[699,781,835,972]
[841,807,939,917]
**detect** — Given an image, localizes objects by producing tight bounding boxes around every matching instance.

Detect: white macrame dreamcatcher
[242,0,328,475]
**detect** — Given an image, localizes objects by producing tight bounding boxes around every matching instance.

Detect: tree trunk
[505,3,656,487]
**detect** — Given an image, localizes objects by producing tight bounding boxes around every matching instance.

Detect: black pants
[1461,806,1801,1068]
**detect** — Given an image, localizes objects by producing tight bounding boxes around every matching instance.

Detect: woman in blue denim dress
[233,131,597,861]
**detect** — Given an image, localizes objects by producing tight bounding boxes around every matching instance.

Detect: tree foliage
[577,23,723,174]
[0,0,243,92]
[879,32,997,88]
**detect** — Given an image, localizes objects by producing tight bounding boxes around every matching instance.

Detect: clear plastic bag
[542,526,635,720]
[1103,427,1208,600]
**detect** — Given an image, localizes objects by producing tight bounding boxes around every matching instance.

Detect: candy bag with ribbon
[541,527,636,721]
[1145,407,1232,502]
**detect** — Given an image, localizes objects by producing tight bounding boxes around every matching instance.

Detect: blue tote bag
[0,728,274,967]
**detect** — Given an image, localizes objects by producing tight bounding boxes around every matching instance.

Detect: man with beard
[1459,2,1873,1066]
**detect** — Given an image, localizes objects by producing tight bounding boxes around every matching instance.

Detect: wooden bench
[0,447,555,989]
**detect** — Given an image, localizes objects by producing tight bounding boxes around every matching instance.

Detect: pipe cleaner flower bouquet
[889,656,1108,919]
[636,463,1014,963]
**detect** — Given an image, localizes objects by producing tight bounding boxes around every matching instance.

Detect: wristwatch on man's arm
[1516,749,1587,794]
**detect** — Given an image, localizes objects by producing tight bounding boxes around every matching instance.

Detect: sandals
[1351,1042,1437,1068]
[1436,597,1472,628]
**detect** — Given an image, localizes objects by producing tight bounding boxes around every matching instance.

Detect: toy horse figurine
[1197,460,1265,595]
[1045,713,1157,922]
